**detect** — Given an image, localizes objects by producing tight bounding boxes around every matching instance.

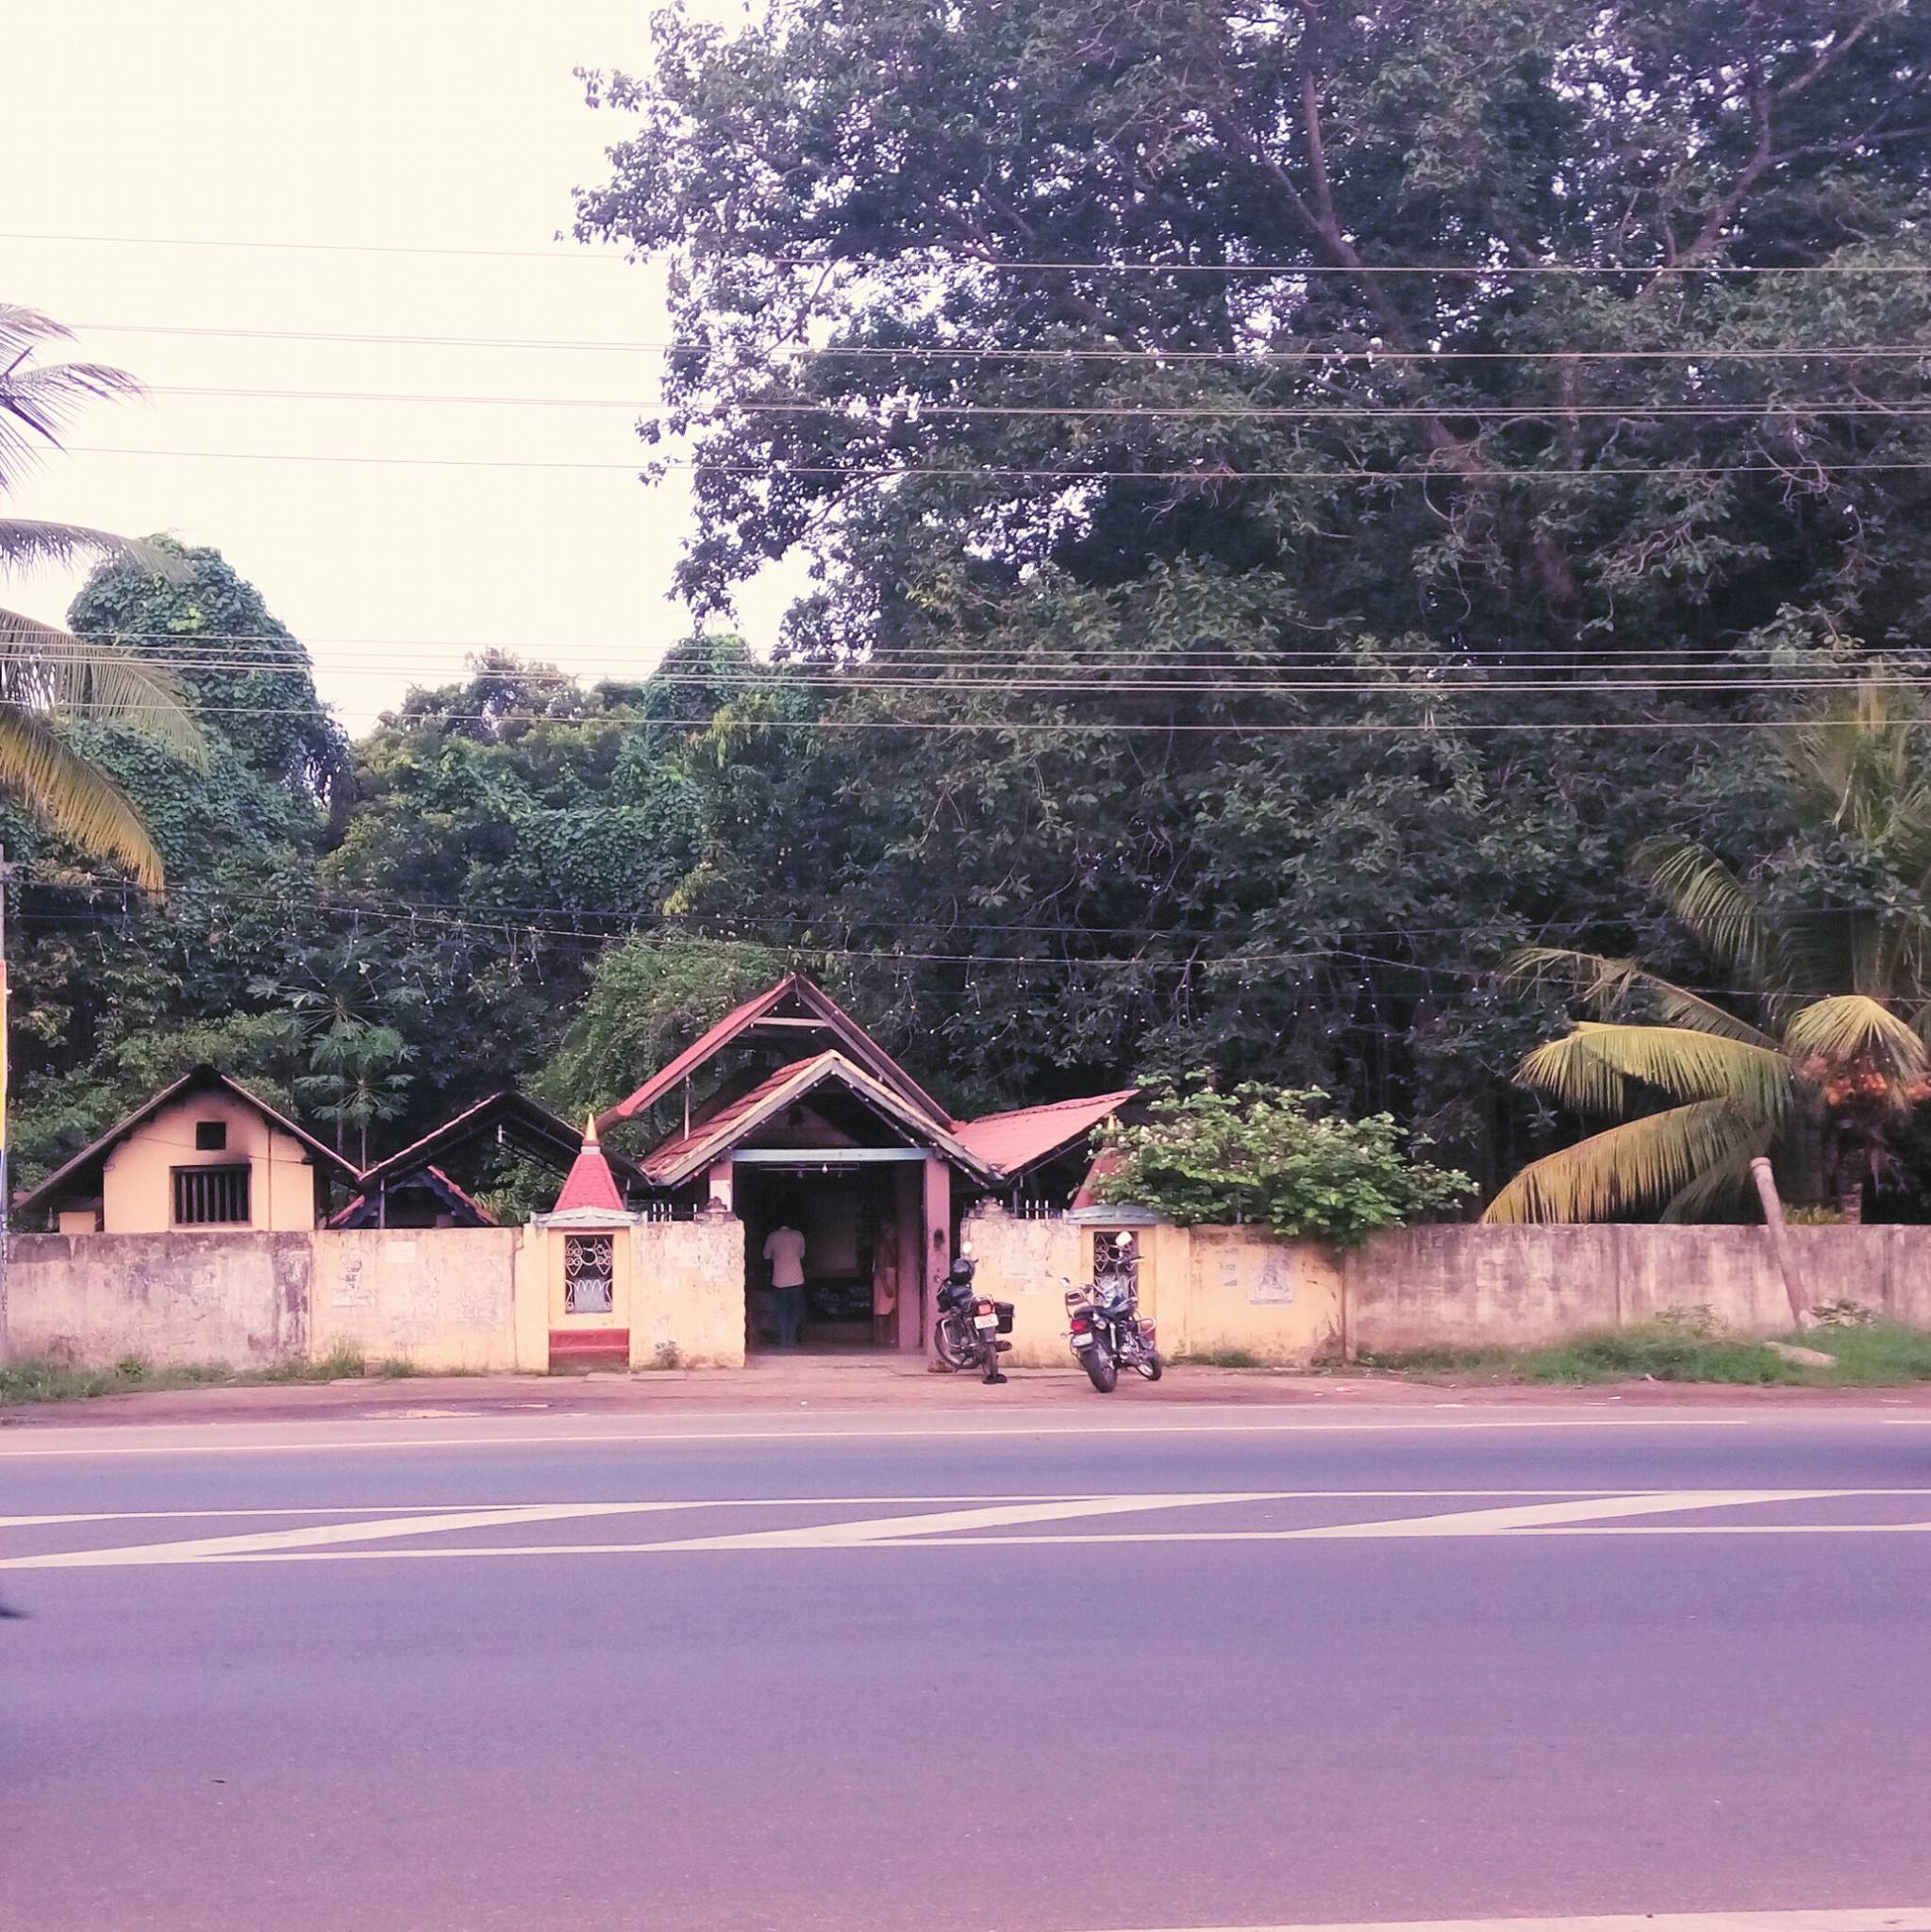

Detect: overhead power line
[15,230,1931,274]
[37,644,1931,698]
[72,445,1931,484]
[53,699,1931,736]
[70,319,1931,364]
[146,382,1931,420]
[57,627,1902,661]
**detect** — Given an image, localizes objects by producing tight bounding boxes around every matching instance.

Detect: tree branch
[1776,2,1901,103]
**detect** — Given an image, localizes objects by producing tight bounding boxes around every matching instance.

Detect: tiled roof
[326,1165,499,1229]
[951,1089,1139,1177]
[601,974,948,1128]
[639,1050,998,1189]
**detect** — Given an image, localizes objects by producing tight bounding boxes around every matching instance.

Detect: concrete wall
[309,1229,522,1373]
[6,1232,311,1368]
[965,1208,1345,1367]
[11,1213,1931,1375]
[965,1209,1931,1366]
[631,1210,746,1369]
[99,1092,325,1233]
[960,1206,1089,1367]
[1347,1223,1931,1349]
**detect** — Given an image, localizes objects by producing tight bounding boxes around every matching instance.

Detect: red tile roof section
[639,1057,825,1182]
[554,1117,626,1214]
[951,1089,1140,1177]
[601,978,799,1124]
[601,974,949,1129]
[638,1051,1000,1189]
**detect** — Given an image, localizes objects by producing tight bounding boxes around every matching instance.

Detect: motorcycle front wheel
[1134,1349,1164,1382]
[1083,1338,1119,1393]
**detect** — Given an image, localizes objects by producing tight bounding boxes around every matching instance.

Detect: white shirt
[763,1226,807,1288]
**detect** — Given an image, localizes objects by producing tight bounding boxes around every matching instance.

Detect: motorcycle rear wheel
[932,1317,971,1372]
[1083,1339,1119,1393]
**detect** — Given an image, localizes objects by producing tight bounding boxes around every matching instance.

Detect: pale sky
[3,0,796,731]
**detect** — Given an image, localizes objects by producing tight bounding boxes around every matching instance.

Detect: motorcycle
[1064,1235,1164,1393]
[932,1245,1015,1384]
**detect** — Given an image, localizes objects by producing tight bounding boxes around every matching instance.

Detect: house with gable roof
[586,973,1135,1353]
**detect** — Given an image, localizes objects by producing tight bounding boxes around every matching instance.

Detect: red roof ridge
[952,1087,1140,1131]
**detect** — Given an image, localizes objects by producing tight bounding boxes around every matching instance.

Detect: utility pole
[0,843,10,1357]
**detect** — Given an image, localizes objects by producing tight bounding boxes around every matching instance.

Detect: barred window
[173,1165,251,1226]
[564,1233,615,1314]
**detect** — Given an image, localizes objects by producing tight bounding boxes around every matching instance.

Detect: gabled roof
[327,1165,499,1230]
[555,1117,625,1214]
[357,1091,645,1194]
[602,974,948,1130]
[952,1088,1140,1178]
[640,1050,999,1189]
[16,1065,360,1213]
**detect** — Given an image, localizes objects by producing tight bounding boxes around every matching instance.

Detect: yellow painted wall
[631,1211,746,1368]
[309,1229,522,1372]
[964,1207,1343,1368]
[99,1093,325,1233]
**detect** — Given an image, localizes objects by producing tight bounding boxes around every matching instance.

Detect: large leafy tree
[0,304,204,887]
[572,0,1931,1160]
[1489,678,1931,1223]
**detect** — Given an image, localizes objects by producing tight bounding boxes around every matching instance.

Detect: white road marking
[0,1415,1756,1457]
[1083,1911,1931,1932]
[17,1486,1904,1530]
[2,1502,680,1569]
[9,1488,1931,1569]
[1273,1490,1845,1538]
[0,1494,1093,1528]
[635,1491,1275,1550]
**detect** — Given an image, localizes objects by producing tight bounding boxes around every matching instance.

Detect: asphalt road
[5,1404,1931,1932]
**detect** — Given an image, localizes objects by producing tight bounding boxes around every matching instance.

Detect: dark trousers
[774,1285,806,1346]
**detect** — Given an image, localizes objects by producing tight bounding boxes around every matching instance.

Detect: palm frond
[1516,1022,1791,1117]
[0,304,145,489]
[1660,1118,1777,1222]
[1633,839,1773,986]
[0,519,178,577]
[1484,1099,1763,1224]
[0,708,164,891]
[1782,994,1930,1085]
[0,608,208,764]
[1507,946,1774,1045]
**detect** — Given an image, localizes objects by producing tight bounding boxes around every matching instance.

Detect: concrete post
[921,1155,951,1357]
[1751,1156,1810,1329]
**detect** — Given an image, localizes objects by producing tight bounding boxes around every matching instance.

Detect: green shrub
[1095,1078,1473,1246]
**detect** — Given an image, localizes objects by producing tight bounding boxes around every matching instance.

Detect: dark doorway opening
[735,1161,922,1351]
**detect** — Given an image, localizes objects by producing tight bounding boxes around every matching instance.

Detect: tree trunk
[1838,1174,1865,1225]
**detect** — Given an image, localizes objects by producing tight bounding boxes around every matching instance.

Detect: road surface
[4,1402,1930,1932]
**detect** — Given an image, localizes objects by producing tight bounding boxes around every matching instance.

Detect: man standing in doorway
[763,1219,808,1347]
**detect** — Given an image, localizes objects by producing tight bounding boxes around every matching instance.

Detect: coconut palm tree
[1,304,203,890]
[1486,680,1931,1225]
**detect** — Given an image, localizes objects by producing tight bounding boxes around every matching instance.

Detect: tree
[570,0,1931,1161]
[3,541,346,1187]
[69,537,348,813]
[1094,1077,1473,1244]
[0,304,205,887]
[1488,678,1931,1224]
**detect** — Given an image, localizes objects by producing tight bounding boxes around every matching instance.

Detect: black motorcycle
[932,1249,1014,1383]
[1064,1239,1164,1393]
